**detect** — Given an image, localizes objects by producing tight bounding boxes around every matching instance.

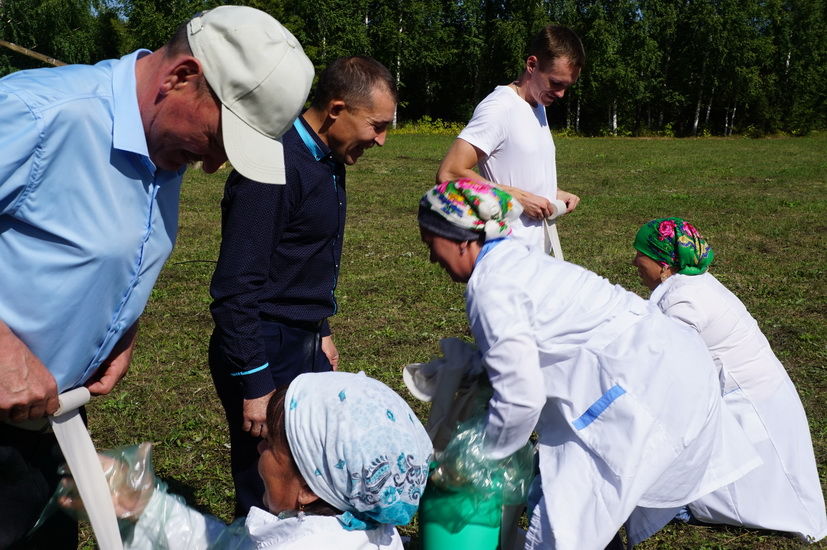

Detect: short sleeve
[457,92,509,159]
[0,89,42,214]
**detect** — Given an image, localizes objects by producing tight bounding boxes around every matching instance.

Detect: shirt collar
[112,49,151,159]
[648,271,679,306]
[475,237,506,265]
[113,49,185,176]
[293,115,336,165]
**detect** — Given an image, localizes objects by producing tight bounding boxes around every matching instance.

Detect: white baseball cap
[187,6,314,184]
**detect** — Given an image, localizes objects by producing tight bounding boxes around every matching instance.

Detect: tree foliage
[1,0,824,135]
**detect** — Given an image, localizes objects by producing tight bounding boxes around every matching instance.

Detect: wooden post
[0,39,65,66]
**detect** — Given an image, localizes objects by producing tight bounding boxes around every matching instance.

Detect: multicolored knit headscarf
[418,179,523,242]
[633,217,715,275]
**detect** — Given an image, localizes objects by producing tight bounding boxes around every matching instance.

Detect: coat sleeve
[467,275,546,460]
[657,284,709,335]
[127,488,251,550]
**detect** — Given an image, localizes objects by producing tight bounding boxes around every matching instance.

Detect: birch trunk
[692,94,702,136]
[610,99,617,135]
[692,57,708,136]
[575,97,581,133]
[704,85,715,132]
[393,11,402,129]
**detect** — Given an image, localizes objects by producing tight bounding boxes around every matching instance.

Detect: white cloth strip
[544,219,564,260]
[50,388,124,550]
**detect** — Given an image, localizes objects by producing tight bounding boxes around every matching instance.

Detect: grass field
[84,133,826,549]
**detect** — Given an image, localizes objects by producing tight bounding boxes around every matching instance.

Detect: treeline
[1,0,825,136]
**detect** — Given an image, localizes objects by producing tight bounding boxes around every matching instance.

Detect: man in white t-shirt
[436,25,585,249]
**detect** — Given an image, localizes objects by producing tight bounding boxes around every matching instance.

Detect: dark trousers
[209,320,332,517]
[0,418,81,549]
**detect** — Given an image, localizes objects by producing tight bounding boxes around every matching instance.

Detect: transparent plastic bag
[39,442,250,549]
[56,442,158,521]
[422,413,534,532]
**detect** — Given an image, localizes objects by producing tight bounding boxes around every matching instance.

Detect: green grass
[83,133,827,549]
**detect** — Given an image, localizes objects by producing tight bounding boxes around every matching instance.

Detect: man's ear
[160,57,203,96]
[327,99,347,119]
[525,55,538,74]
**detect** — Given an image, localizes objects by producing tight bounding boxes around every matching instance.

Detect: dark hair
[163,20,214,97]
[311,56,397,110]
[527,25,585,70]
[164,21,194,58]
[417,200,486,243]
[266,388,341,516]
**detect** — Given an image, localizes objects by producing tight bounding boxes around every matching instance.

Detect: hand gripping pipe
[544,198,568,260]
[50,387,124,550]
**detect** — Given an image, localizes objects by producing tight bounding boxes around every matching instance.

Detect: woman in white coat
[60,371,433,550]
[417,180,760,550]
[632,217,826,543]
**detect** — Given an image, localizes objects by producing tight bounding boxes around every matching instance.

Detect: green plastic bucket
[418,482,501,550]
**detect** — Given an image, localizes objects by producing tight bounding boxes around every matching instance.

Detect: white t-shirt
[458,85,557,249]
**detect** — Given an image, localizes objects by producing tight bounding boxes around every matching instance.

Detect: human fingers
[0,347,58,421]
[522,201,547,219]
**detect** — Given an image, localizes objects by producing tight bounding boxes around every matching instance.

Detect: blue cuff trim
[230,363,269,377]
[572,385,626,430]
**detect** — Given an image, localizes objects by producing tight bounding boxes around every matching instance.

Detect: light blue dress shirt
[0,51,184,392]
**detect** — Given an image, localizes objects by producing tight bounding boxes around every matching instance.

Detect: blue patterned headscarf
[285,371,433,531]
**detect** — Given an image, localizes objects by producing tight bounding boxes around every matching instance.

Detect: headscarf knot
[418,179,523,242]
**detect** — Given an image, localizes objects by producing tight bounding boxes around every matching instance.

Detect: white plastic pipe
[544,199,567,260]
[50,388,124,550]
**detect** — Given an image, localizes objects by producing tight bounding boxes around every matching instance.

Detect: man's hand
[497,186,556,219]
[321,335,339,370]
[557,188,580,213]
[243,391,274,439]
[0,321,59,422]
[86,322,139,396]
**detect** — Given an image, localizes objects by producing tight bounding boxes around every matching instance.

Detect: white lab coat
[465,240,761,550]
[125,489,404,550]
[651,272,827,542]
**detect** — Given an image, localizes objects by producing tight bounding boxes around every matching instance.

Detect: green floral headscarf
[633,217,714,275]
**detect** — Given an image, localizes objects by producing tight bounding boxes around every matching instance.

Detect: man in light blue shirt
[0,6,313,547]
